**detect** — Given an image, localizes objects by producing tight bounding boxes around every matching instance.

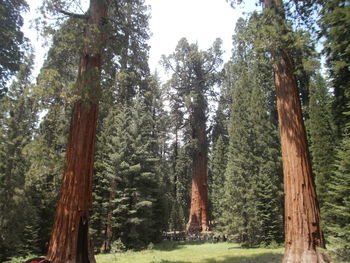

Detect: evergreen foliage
[211,92,230,145]
[318,0,350,138]
[162,38,223,232]
[167,86,192,219]
[173,145,192,217]
[92,101,166,250]
[101,0,151,106]
[89,0,165,251]
[0,0,28,96]
[219,17,283,247]
[0,52,38,260]
[317,2,350,258]
[325,132,350,261]
[0,0,349,259]
[21,19,80,255]
[209,91,230,223]
[210,135,228,227]
[306,74,335,212]
[168,200,186,232]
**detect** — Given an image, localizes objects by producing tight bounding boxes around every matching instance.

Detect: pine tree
[307,74,334,212]
[218,16,283,247]
[249,63,284,246]
[325,133,350,261]
[211,92,230,145]
[317,2,350,259]
[209,91,230,225]
[92,72,170,251]
[90,106,115,252]
[101,0,151,107]
[91,0,156,251]
[173,145,192,218]
[166,78,191,222]
[0,52,38,260]
[24,121,67,254]
[144,74,173,234]
[0,0,28,96]
[223,65,283,246]
[223,65,257,246]
[210,135,228,228]
[92,101,166,250]
[318,0,350,139]
[168,200,186,232]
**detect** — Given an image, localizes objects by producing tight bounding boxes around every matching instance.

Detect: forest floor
[96,241,284,263]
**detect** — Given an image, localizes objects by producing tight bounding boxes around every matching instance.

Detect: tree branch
[58,9,88,19]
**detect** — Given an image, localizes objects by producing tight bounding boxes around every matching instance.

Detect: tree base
[283,246,331,263]
[186,216,209,234]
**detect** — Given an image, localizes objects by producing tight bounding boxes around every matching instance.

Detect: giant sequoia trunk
[47,1,108,262]
[274,50,326,263]
[264,0,326,262]
[186,104,209,233]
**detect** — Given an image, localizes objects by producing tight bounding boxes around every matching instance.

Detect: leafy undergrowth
[96,241,284,263]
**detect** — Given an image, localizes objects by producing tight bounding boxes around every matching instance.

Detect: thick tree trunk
[262,1,327,262]
[47,1,108,262]
[273,50,326,263]
[46,102,98,263]
[187,105,209,233]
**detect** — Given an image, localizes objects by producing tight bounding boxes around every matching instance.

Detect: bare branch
[58,9,88,19]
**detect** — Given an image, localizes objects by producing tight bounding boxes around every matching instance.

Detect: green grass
[96,241,284,263]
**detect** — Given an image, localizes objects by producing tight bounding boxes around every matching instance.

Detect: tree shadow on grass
[153,241,273,252]
[147,252,283,263]
[203,252,283,263]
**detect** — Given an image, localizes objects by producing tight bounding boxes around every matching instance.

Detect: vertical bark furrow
[48,102,99,262]
[187,105,209,233]
[272,50,325,262]
[47,1,108,262]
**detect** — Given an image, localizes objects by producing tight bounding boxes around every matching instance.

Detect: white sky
[23,0,258,79]
[146,0,240,75]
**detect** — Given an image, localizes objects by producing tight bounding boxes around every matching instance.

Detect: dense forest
[0,0,349,262]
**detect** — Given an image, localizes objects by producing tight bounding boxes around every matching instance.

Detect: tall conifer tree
[307,74,334,211]
[318,0,350,138]
[210,135,228,227]
[262,1,325,261]
[0,52,38,260]
[38,0,109,261]
[92,100,166,250]
[0,0,28,96]
[317,1,350,259]
[324,133,350,261]
[221,17,283,246]
[162,38,223,233]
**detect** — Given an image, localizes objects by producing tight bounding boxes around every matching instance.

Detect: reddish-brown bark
[263,0,327,261]
[47,1,108,262]
[186,105,209,233]
[273,50,326,263]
